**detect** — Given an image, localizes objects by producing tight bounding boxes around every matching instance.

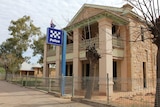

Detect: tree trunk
[85,60,96,99]
[4,66,8,80]
[155,45,160,107]
[85,45,100,99]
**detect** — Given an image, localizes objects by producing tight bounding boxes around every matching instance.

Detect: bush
[0,67,5,74]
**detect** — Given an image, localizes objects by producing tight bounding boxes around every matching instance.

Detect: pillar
[73,28,82,90]
[55,46,61,77]
[43,43,48,77]
[27,71,29,76]
[120,26,128,91]
[98,18,113,94]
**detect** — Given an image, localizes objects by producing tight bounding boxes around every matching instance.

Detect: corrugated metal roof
[32,63,42,68]
[20,62,34,71]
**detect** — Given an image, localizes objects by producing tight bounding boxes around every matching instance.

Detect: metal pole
[72,75,74,97]
[35,75,37,88]
[49,78,52,92]
[25,75,28,87]
[107,73,109,104]
[61,30,67,96]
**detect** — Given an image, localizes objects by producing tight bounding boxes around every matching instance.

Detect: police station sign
[47,27,63,46]
[46,22,67,96]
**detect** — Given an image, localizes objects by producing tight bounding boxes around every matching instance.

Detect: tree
[0,15,41,79]
[8,15,41,53]
[85,44,101,99]
[0,67,5,74]
[125,0,160,106]
[0,40,20,80]
[31,35,45,63]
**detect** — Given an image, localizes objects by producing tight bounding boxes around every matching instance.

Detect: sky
[0,0,125,63]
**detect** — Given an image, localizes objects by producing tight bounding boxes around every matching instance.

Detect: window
[48,44,53,50]
[143,62,147,88]
[112,24,120,37]
[37,69,40,74]
[141,27,144,41]
[67,31,73,44]
[113,61,117,78]
[82,22,98,40]
[82,26,90,39]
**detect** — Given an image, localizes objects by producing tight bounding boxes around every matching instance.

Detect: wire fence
[0,73,5,80]
[1,74,156,107]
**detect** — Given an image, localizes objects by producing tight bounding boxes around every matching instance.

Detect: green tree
[0,67,5,74]
[0,40,20,79]
[126,0,160,106]
[8,15,41,53]
[31,35,45,63]
[0,15,41,79]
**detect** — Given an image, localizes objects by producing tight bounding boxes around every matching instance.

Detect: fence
[0,73,5,80]
[3,74,156,107]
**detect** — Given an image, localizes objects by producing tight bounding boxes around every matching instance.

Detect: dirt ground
[91,91,155,107]
[0,81,93,107]
[111,92,155,107]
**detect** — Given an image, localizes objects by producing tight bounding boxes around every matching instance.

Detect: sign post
[46,23,66,96]
[61,31,67,95]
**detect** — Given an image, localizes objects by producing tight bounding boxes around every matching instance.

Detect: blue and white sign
[47,27,63,46]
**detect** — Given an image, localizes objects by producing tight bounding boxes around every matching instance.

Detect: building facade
[43,4,157,95]
[20,62,43,77]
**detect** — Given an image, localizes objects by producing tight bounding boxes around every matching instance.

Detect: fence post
[25,75,28,87]
[72,75,74,97]
[49,78,51,92]
[35,75,37,88]
[21,76,23,86]
[107,73,109,104]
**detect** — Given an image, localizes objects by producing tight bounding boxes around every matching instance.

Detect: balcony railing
[79,37,99,51]
[47,49,56,57]
[79,36,124,51]
[66,43,73,53]
[46,36,124,57]
[47,43,73,57]
[112,37,124,48]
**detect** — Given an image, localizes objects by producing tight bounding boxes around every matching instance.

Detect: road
[0,81,93,107]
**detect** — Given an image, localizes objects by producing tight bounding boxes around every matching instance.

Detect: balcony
[46,36,124,57]
[46,43,73,57]
[66,43,73,53]
[47,49,56,57]
[79,37,99,51]
[112,37,124,49]
[112,37,124,58]
[79,36,124,50]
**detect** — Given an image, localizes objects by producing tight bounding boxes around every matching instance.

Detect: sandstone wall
[128,17,157,90]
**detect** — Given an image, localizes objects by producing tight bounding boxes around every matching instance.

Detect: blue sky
[0,0,125,63]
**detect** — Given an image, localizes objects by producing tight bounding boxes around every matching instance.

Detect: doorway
[113,61,117,78]
[113,60,121,91]
[66,63,73,76]
[82,61,99,90]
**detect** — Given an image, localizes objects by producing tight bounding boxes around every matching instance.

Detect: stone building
[43,3,157,95]
[20,62,55,77]
[20,62,42,77]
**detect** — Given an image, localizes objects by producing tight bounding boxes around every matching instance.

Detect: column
[55,46,61,77]
[20,71,22,77]
[46,64,49,77]
[120,26,128,91]
[73,28,82,90]
[43,43,48,77]
[98,18,113,94]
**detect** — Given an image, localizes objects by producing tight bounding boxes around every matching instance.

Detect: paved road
[0,81,93,107]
